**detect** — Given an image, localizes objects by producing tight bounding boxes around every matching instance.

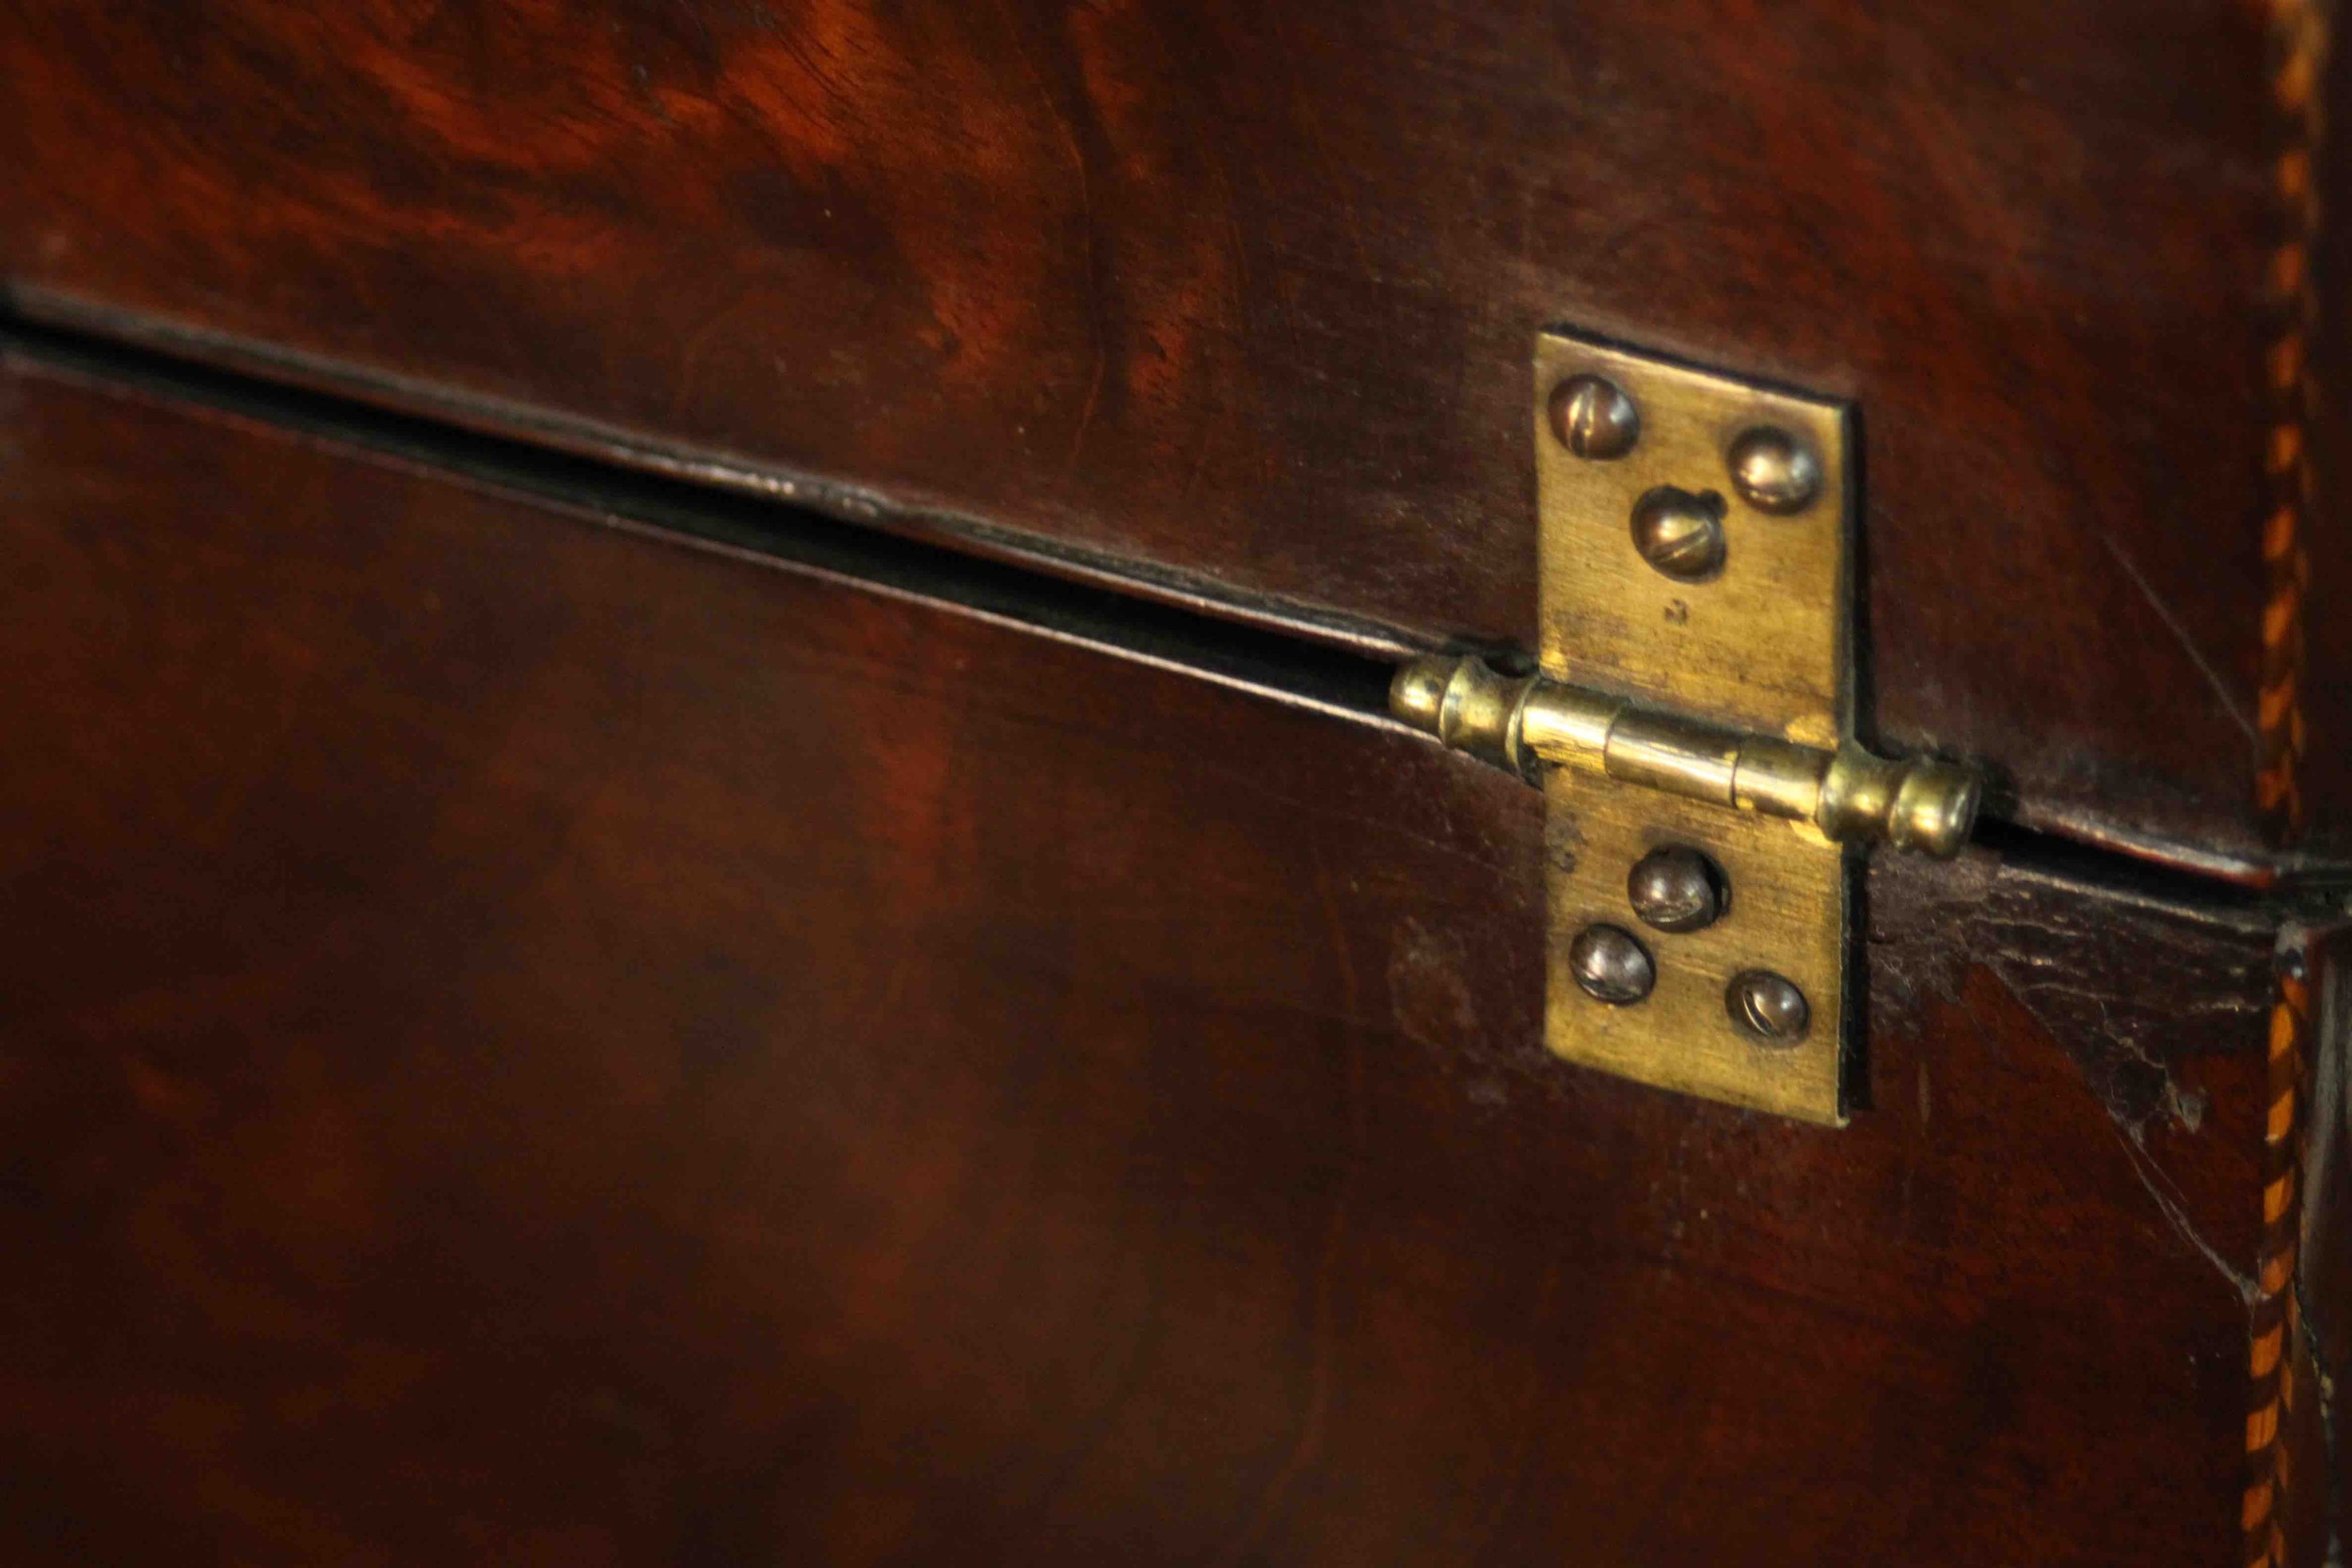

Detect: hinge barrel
[1391,653,1979,859]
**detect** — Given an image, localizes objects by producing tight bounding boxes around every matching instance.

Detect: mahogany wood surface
[0,356,2291,1564]
[0,0,2296,867]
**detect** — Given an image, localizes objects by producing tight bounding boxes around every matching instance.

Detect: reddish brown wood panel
[0,357,2287,1563]
[0,1,2291,866]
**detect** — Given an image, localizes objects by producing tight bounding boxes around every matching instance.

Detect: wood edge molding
[2246,946,2314,1568]
[2257,0,2330,847]
[2249,4,2333,1546]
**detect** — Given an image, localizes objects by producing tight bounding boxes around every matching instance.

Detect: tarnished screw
[1726,971,1810,1046]
[1726,427,1822,515]
[1569,924,1655,1006]
[1629,486,1727,580]
[1548,374,1640,461]
[1627,846,1724,933]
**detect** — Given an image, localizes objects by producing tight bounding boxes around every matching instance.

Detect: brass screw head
[1548,374,1640,460]
[1726,427,1822,515]
[1726,970,1810,1046]
[1627,846,1724,933]
[1629,486,1727,580]
[1569,924,1655,1006]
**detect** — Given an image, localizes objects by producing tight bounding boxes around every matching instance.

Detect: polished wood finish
[0,1,2296,866]
[0,358,2287,1563]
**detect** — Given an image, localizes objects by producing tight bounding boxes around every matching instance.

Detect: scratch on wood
[2097,531,2258,744]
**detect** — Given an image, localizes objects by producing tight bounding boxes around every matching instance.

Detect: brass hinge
[1391,329,1981,1126]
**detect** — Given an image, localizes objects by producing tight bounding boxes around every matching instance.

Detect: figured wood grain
[0,356,2292,1564]
[0,0,2295,866]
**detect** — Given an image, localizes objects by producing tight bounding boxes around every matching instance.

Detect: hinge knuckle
[1392,652,1980,862]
